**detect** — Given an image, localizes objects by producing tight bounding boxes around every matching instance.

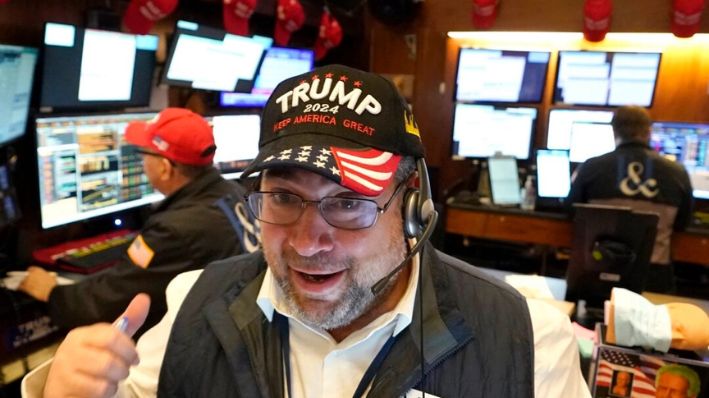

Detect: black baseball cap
[242,64,424,197]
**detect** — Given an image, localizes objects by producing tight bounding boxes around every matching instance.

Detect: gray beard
[274,267,401,331]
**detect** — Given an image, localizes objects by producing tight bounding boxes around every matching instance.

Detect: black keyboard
[56,234,135,274]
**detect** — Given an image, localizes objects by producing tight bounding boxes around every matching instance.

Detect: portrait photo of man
[655,364,701,398]
[610,370,633,397]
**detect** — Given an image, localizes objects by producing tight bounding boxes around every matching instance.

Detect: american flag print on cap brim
[260,145,401,196]
[332,147,400,196]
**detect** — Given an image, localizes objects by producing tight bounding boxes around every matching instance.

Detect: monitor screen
[568,121,615,163]
[650,121,709,199]
[554,51,661,107]
[455,48,550,103]
[488,156,521,205]
[40,22,158,110]
[220,47,314,108]
[0,44,38,146]
[35,112,164,229]
[452,104,536,160]
[162,20,268,92]
[536,149,571,198]
[546,108,614,150]
[208,113,261,179]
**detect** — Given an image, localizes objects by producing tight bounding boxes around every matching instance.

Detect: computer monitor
[35,112,164,229]
[568,121,616,163]
[162,20,268,92]
[554,51,661,107]
[0,44,38,146]
[452,104,537,160]
[220,47,314,108]
[454,48,550,103]
[536,149,571,198]
[40,22,158,111]
[651,121,709,199]
[546,108,614,150]
[488,156,521,206]
[566,203,658,308]
[208,113,261,179]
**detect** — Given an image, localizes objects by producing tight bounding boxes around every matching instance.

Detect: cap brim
[124,121,153,149]
[243,132,400,196]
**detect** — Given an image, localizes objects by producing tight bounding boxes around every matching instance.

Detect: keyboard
[32,230,137,275]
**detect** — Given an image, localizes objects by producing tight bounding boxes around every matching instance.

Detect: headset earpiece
[403,158,435,239]
[403,188,421,238]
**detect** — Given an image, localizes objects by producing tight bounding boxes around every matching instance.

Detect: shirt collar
[256,240,420,337]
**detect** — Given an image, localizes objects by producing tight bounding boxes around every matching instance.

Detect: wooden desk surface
[445,204,709,267]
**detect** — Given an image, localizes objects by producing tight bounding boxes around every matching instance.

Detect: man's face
[656,372,692,398]
[260,168,407,331]
[616,371,630,386]
[140,152,166,194]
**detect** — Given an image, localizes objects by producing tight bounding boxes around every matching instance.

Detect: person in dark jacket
[18,108,257,335]
[565,105,693,293]
[31,65,536,398]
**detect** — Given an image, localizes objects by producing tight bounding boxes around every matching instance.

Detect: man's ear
[160,157,175,180]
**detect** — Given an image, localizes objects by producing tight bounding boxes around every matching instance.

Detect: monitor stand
[573,299,605,330]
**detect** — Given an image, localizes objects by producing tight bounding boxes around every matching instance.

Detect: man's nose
[288,204,335,257]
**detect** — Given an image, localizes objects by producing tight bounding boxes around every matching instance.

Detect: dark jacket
[48,168,252,335]
[565,142,693,264]
[158,245,535,398]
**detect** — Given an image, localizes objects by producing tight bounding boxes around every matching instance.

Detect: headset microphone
[370,210,438,295]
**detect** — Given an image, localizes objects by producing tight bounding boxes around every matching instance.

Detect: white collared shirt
[255,254,420,398]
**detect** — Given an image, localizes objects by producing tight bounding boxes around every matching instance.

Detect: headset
[371,157,439,295]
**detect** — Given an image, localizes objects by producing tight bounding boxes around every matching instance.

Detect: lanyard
[274,312,397,398]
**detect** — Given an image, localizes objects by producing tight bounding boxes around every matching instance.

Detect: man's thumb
[116,293,151,337]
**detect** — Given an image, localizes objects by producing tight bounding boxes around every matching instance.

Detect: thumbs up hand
[44,294,151,398]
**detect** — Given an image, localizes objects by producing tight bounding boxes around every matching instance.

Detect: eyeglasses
[245,183,405,230]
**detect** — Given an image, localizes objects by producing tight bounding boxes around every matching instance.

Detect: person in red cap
[19,108,257,339]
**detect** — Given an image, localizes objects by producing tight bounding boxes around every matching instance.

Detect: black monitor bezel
[552,50,662,108]
[450,103,538,161]
[453,47,551,105]
[39,22,158,112]
[33,110,164,230]
[161,20,267,93]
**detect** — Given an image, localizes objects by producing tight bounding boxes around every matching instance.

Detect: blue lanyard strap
[274,312,397,398]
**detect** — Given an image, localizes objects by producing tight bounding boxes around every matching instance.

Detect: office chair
[565,203,659,314]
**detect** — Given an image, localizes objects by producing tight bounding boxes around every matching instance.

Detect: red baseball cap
[123,0,178,35]
[223,0,258,36]
[125,108,216,166]
[314,10,343,61]
[274,0,305,46]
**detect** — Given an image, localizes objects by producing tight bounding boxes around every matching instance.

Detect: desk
[445,203,709,267]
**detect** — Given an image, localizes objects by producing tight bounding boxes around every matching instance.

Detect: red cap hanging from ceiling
[471,0,499,29]
[123,0,178,35]
[314,8,343,61]
[671,0,706,38]
[223,0,258,36]
[274,0,305,46]
[583,0,612,42]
